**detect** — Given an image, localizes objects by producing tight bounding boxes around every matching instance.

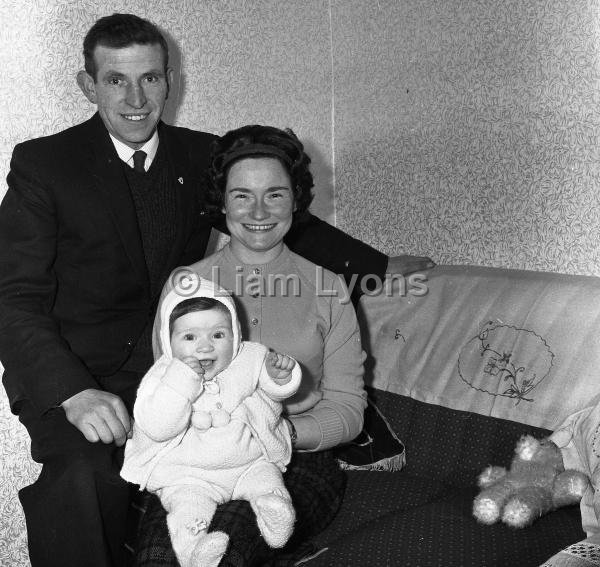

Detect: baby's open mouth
[199,360,214,368]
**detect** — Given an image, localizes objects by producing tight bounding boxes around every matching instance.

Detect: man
[0,13,432,567]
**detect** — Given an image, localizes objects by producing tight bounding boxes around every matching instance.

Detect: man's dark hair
[169,298,231,337]
[83,13,169,80]
[206,124,315,220]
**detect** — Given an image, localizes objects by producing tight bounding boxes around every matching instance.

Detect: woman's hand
[265,351,296,384]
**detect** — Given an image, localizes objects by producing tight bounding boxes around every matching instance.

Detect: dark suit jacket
[0,114,386,417]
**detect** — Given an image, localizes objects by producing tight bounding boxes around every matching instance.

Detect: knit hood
[157,273,242,361]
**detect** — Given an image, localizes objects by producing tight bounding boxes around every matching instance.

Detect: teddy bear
[473,434,590,528]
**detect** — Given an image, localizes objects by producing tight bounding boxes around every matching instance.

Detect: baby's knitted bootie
[191,530,229,567]
[250,492,295,548]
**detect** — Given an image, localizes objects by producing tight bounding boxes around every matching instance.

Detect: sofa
[301,264,600,566]
[2,264,600,566]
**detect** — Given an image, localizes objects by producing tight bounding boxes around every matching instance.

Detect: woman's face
[223,156,295,264]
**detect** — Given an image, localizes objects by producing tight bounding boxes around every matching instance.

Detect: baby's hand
[266,351,295,383]
[181,356,205,378]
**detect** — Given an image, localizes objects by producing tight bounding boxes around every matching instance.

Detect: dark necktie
[132,150,147,173]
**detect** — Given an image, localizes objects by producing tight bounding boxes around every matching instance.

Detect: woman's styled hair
[83,13,169,80]
[205,125,314,219]
[169,297,230,337]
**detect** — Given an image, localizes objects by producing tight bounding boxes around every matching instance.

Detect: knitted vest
[121,142,177,373]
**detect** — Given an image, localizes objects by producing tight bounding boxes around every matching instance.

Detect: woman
[135,125,367,566]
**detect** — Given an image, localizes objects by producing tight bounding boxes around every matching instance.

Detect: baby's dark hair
[169,298,231,336]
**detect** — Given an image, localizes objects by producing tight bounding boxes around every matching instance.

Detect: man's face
[77,43,173,149]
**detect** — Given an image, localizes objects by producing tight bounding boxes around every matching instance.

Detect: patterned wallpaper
[332,0,600,274]
[2,0,599,272]
[1,0,600,564]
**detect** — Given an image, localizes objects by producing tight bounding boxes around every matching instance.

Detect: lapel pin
[178,177,184,184]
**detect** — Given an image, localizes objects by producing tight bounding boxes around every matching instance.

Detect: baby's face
[170,308,234,380]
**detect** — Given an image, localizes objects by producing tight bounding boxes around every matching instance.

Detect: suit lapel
[156,123,199,291]
[84,114,150,291]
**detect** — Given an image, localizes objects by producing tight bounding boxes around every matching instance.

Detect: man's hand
[387,254,435,277]
[61,388,132,446]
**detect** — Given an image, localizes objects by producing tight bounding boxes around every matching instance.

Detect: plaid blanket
[134,450,346,566]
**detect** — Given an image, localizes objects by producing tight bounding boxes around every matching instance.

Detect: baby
[121,275,301,567]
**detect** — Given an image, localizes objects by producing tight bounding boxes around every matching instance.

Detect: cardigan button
[251,317,259,325]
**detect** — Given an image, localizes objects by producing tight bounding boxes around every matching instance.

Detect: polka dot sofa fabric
[307,391,584,567]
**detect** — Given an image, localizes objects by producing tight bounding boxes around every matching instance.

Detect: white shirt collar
[109,131,160,171]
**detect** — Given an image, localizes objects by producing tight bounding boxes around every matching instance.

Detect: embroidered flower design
[458,321,554,405]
